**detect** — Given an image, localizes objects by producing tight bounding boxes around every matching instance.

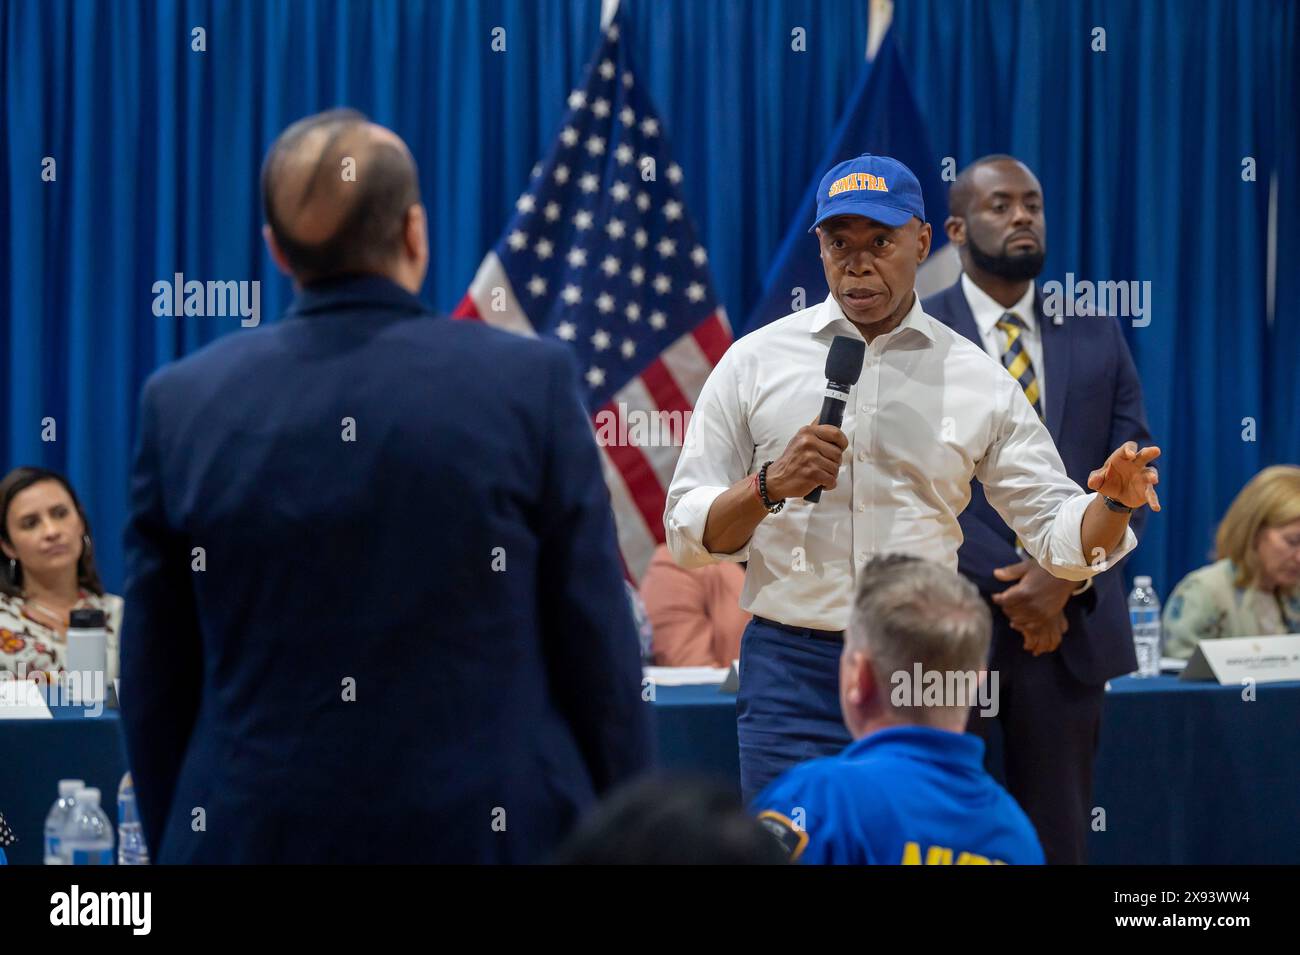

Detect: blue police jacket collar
[288,272,428,318]
[845,724,986,769]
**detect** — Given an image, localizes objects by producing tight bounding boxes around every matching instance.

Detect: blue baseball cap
[809,154,926,232]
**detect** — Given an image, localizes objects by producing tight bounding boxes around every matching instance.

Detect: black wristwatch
[758,461,785,514]
[1102,495,1133,514]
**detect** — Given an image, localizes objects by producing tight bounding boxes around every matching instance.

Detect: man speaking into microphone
[664,154,1161,799]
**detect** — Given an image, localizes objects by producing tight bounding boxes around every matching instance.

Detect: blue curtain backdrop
[1,0,1295,601]
[890,0,1299,598]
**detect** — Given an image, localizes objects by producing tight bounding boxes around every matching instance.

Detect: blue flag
[745,31,954,334]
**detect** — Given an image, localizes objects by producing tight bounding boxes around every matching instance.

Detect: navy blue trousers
[737,618,851,802]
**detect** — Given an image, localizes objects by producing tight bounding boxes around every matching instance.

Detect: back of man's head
[844,554,992,731]
[261,108,423,286]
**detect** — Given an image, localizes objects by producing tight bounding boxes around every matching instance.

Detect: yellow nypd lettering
[900,841,1006,865]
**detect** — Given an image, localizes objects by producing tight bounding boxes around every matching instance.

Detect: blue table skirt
[4,676,1298,864]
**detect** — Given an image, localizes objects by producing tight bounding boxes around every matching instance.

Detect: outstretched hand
[1087,441,1161,512]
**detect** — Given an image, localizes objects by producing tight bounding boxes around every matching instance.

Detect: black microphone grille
[824,335,867,384]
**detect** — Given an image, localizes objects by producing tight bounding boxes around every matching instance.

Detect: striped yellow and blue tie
[996,312,1044,421]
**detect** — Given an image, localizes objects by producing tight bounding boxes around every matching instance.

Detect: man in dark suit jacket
[121,109,652,863]
[922,155,1152,864]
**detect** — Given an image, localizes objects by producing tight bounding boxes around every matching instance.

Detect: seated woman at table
[0,467,122,684]
[1163,465,1300,659]
[639,543,749,667]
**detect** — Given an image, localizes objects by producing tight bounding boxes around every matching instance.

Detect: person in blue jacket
[753,555,1043,865]
[120,109,652,863]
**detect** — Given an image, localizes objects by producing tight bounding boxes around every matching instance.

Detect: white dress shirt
[664,292,1135,631]
[961,272,1046,409]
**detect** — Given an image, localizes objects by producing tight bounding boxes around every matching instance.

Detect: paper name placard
[1180,634,1300,685]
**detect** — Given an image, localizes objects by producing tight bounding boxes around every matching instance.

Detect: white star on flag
[561,284,581,305]
[585,366,605,388]
[567,247,587,267]
[652,274,671,295]
[686,282,705,302]
[596,293,615,314]
[560,126,579,147]
[567,90,586,109]
[691,245,707,266]
[663,200,682,221]
[507,230,528,251]
[656,237,677,258]
[556,321,576,340]
[526,275,547,297]
[534,238,554,259]
[516,194,536,213]
[600,255,621,276]
[639,117,659,137]
[591,328,611,350]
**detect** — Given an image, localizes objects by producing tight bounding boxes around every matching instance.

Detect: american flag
[0,810,15,848]
[452,18,731,581]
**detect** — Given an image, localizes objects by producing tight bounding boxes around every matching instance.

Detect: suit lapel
[1036,287,1070,440]
[941,283,982,348]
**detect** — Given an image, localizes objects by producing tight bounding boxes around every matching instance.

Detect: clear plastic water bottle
[117,772,149,865]
[61,787,114,865]
[1129,575,1162,678]
[44,779,85,865]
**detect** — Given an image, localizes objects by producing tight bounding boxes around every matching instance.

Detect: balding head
[261,109,426,288]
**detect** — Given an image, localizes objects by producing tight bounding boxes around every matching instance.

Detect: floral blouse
[1163,559,1300,660]
[0,590,123,686]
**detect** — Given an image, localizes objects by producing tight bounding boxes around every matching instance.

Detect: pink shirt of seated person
[641,544,750,667]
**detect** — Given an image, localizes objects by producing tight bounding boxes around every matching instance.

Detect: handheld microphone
[805,335,866,503]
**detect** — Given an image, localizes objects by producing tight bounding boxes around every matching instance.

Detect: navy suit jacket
[922,280,1152,685]
[121,275,653,863]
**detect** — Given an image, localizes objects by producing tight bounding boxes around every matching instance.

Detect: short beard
[967,233,1045,282]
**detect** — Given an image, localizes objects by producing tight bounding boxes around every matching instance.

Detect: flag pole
[866,0,894,62]
[601,0,620,30]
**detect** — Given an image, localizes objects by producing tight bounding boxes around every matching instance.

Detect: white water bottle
[64,608,108,705]
[117,772,149,865]
[61,787,114,865]
[43,779,85,865]
[1129,576,1162,678]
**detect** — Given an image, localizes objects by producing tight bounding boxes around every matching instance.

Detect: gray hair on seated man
[840,554,997,736]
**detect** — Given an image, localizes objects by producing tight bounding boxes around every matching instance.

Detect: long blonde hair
[1215,465,1300,588]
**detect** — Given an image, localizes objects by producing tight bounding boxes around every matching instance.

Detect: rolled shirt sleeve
[664,347,756,568]
[975,375,1137,582]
